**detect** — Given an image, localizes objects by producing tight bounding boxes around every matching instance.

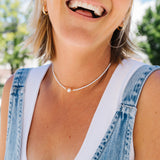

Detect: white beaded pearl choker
[52,63,111,93]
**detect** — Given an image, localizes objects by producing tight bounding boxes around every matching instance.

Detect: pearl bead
[67,88,72,93]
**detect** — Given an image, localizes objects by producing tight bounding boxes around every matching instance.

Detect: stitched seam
[135,67,160,106]
[92,112,120,159]
[123,113,133,160]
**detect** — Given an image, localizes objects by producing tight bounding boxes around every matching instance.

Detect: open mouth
[66,0,107,18]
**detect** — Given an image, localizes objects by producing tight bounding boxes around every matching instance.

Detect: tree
[0,0,30,74]
[137,0,160,65]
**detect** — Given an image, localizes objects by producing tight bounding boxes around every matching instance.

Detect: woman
[0,0,160,159]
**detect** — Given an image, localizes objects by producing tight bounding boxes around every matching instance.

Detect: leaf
[137,0,160,65]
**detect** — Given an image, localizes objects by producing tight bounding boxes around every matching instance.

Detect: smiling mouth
[66,0,107,18]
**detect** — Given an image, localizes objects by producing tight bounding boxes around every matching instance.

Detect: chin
[58,25,97,47]
[65,36,95,48]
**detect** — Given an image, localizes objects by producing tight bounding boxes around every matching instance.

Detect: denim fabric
[91,65,160,160]
[5,68,31,160]
[4,65,160,160]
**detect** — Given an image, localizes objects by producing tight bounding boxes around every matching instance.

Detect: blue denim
[5,68,31,160]
[5,64,160,160]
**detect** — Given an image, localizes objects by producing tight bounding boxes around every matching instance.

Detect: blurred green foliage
[0,84,4,97]
[137,0,160,65]
[0,0,30,74]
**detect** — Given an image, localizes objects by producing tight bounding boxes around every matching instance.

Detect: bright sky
[141,0,153,2]
[132,0,156,32]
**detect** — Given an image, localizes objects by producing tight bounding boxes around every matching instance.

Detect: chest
[26,89,103,160]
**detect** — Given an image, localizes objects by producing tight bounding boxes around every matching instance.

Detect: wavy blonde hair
[27,0,136,63]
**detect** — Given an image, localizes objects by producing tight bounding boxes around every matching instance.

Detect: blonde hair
[27,0,136,63]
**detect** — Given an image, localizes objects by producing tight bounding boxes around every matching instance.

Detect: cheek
[107,0,131,28]
[111,0,132,14]
[47,0,61,30]
[47,0,61,19]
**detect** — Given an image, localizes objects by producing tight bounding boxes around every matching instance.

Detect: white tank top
[21,58,144,160]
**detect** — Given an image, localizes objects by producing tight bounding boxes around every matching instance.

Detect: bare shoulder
[1,75,14,107]
[0,75,14,159]
[134,70,160,160]
[3,75,14,94]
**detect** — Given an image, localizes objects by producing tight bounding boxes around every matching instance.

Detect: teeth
[69,1,77,9]
[94,6,104,16]
[68,0,104,17]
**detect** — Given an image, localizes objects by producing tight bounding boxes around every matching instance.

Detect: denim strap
[121,65,160,108]
[5,68,31,160]
[92,64,160,160]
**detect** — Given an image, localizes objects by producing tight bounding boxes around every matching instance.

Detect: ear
[42,0,47,7]
[42,0,48,12]
[41,0,44,5]
[119,18,125,28]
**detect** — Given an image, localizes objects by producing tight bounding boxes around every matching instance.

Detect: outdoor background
[0,0,160,126]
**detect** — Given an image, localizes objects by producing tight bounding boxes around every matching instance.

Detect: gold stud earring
[42,6,48,15]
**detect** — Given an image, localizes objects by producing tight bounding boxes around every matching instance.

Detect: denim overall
[4,64,160,160]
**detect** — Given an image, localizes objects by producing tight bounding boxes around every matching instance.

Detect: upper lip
[66,0,108,15]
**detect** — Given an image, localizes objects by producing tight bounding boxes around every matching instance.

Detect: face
[45,0,132,48]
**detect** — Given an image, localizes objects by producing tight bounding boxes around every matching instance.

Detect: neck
[51,35,111,90]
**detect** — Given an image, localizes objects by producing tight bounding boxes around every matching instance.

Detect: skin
[0,0,160,159]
